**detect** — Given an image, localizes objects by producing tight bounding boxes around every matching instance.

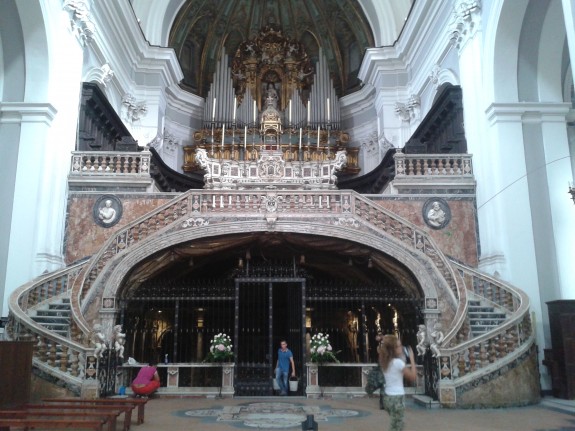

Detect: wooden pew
[42,397,148,425]
[0,416,105,430]
[23,404,132,431]
[0,410,115,431]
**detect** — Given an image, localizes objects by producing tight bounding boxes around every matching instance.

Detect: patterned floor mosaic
[176,401,367,429]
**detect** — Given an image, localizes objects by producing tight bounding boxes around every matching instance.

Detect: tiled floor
[132,396,575,431]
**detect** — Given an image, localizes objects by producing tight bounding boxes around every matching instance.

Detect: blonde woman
[378,334,417,431]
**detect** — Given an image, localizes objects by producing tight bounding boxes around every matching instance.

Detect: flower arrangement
[310,333,339,364]
[205,333,234,362]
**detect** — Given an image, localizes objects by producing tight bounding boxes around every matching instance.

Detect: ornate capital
[394,95,420,123]
[449,0,481,51]
[63,0,95,46]
[121,94,148,124]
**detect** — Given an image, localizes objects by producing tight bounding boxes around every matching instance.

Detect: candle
[307,100,311,123]
[317,126,320,149]
[327,98,330,122]
[299,128,302,150]
[253,100,257,123]
[233,96,237,122]
[244,125,247,151]
[212,97,216,121]
[289,99,292,124]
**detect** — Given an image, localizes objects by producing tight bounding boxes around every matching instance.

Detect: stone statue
[427,201,446,228]
[330,151,347,182]
[264,83,279,109]
[113,324,126,359]
[345,311,359,362]
[91,323,107,358]
[416,324,428,356]
[430,322,444,358]
[98,200,117,224]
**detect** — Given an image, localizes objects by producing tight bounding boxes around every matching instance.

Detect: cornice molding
[0,103,58,125]
[90,1,183,94]
[486,102,571,124]
[340,84,376,120]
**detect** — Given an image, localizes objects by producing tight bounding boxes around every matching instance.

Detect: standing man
[275,339,296,396]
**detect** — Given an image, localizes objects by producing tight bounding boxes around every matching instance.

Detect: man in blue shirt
[275,339,296,395]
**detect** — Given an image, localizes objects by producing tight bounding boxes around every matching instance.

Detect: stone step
[467,310,507,318]
[468,306,497,313]
[36,323,69,331]
[412,394,441,409]
[32,316,70,324]
[469,316,506,326]
[48,303,71,311]
[37,309,71,317]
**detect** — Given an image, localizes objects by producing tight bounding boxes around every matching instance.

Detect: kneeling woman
[131,360,160,397]
[379,335,417,431]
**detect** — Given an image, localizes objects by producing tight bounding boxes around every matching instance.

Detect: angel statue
[91,323,107,359]
[113,324,126,359]
[429,322,444,358]
[416,324,428,356]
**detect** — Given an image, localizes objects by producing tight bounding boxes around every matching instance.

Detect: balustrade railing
[72,190,462,335]
[394,153,473,177]
[8,188,533,400]
[70,151,151,176]
[8,263,91,390]
[439,261,533,386]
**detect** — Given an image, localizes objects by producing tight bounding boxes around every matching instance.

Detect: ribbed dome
[168,0,375,98]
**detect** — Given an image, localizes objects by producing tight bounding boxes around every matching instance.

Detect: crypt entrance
[115,232,424,396]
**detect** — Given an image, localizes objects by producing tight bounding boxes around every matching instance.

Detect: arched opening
[114,232,424,395]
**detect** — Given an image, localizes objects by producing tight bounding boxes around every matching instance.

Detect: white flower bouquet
[205,333,234,362]
[310,333,339,364]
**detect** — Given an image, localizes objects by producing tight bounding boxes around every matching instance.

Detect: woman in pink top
[379,335,417,431]
[131,360,160,397]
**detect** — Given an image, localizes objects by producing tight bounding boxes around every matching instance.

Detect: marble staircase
[468,299,508,337]
[31,298,71,338]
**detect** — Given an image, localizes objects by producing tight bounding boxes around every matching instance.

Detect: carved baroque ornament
[63,0,96,45]
[231,25,314,107]
[449,0,482,51]
[394,95,421,123]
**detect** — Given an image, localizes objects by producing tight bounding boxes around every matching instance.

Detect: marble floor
[130,396,575,431]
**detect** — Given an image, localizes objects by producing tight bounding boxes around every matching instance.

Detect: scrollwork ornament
[333,217,359,228]
[182,217,209,228]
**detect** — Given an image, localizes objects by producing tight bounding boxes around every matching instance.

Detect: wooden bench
[0,416,105,430]
[42,397,148,425]
[0,410,115,431]
[23,404,132,431]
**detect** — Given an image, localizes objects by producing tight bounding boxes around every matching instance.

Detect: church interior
[0,0,574,415]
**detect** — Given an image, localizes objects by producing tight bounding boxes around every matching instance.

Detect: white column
[561,0,575,85]
[540,107,575,299]
[451,1,505,270]
[0,103,57,316]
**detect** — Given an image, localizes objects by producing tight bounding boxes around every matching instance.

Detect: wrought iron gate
[423,350,439,400]
[97,348,119,397]
[234,278,305,396]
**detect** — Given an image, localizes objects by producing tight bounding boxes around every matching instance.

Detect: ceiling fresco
[168,0,375,97]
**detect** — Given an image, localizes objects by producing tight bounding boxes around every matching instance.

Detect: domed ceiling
[168,0,375,98]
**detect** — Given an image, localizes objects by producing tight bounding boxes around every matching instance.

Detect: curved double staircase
[6,189,536,406]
